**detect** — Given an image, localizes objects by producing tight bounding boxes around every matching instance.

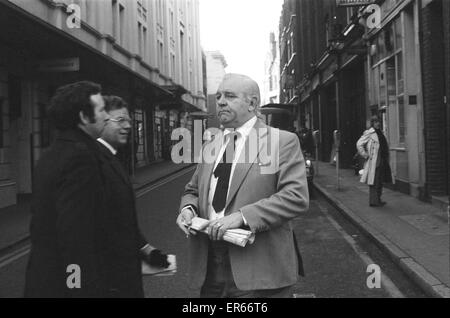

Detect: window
[396,52,405,143]
[158,41,165,73]
[157,0,163,25]
[398,96,405,143]
[138,22,147,59]
[143,27,147,59]
[170,10,175,39]
[111,0,125,45]
[112,0,117,37]
[171,53,176,79]
[180,30,185,82]
[119,4,125,46]
[371,22,405,145]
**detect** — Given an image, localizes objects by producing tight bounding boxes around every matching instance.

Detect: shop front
[366,1,425,196]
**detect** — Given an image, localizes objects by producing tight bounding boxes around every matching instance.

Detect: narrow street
[0,168,426,298]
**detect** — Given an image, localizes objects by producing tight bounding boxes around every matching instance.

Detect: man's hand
[145,249,170,268]
[176,207,197,237]
[198,212,244,241]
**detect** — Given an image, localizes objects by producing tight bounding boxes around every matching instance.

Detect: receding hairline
[220,73,260,100]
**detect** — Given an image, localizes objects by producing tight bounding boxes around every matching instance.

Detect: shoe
[379,201,387,206]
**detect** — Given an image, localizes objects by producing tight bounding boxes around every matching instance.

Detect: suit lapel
[225,120,268,213]
[98,143,131,186]
[110,156,132,186]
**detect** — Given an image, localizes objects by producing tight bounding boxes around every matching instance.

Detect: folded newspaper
[189,217,255,247]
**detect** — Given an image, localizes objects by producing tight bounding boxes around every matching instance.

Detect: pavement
[0,160,194,253]
[312,161,450,298]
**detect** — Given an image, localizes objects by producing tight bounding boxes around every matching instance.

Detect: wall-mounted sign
[37,58,80,72]
[409,95,417,105]
[336,0,375,7]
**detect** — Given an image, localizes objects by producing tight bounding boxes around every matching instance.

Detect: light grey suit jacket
[180,120,309,291]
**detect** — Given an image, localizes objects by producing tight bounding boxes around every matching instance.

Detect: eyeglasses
[108,117,132,126]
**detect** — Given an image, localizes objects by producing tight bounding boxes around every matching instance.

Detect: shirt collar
[223,116,257,140]
[97,138,117,155]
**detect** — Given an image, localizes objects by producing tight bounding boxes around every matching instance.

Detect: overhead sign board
[38,58,80,72]
[336,0,375,7]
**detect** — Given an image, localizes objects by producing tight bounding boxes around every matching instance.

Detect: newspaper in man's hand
[188,217,255,247]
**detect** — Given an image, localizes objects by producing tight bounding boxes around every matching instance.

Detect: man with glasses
[96,95,170,297]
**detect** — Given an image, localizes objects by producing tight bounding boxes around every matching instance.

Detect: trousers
[200,241,293,298]
[369,162,384,205]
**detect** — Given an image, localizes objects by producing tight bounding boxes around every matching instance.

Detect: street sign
[336,0,376,7]
[37,58,80,72]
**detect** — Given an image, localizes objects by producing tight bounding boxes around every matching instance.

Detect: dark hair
[103,95,129,112]
[48,81,102,130]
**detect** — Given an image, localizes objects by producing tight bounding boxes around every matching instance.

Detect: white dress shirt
[97,138,117,155]
[207,116,258,221]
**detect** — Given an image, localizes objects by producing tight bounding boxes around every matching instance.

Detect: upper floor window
[138,22,148,60]
[112,0,126,46]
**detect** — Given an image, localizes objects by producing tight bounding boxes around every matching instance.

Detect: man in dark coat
[25,81,111,297]
[96,96,169,297]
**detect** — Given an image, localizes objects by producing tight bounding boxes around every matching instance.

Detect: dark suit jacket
[180,120,309,291]
[95,142,146,298]
[24,129,143,298]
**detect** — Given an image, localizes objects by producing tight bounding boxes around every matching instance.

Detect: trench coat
[356,128,394,186]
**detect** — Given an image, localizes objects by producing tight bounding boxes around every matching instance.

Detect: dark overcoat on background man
[25,129,107,297]
[25,129,144,297]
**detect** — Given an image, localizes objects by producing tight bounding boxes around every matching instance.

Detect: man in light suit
[176,73,309,298]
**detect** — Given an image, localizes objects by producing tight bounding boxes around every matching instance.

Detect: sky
[199,0,284,92]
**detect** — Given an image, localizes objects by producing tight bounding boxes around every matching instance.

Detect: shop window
[386,58,396,109]
[398,97,405,143]
[396,52,404,94]
[395,18,403,50]
[377,32,386,61]
[372,53,405,145]
[379,64,386,108]
[384,25,395,55]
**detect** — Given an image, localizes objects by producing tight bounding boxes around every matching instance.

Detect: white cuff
[240,210,248,226]
[181,205,197,217]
